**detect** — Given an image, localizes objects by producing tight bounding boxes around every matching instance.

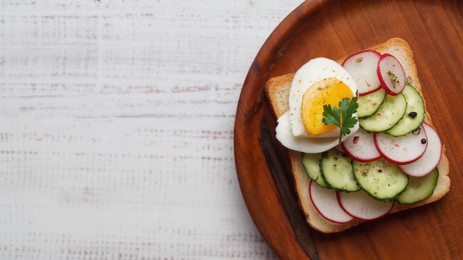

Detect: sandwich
[264,37,450,233]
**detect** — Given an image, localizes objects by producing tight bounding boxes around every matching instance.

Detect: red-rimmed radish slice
[341,128,380,162]
[374,125,428,165]
[309,181,354,223]
[342,50,382,96]
[377,53,406,95]
[338,191,393,220]
[400,123,442,177]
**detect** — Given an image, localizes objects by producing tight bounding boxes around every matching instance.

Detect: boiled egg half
[276,57,359,153]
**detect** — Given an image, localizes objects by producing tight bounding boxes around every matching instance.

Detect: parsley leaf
[322,96,359,143]
[322,104,341,127]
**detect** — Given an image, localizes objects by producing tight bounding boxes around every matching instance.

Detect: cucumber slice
[321,149,359,192]
[357,88,387,118]
[396,168,439,204]
[353,159,409,201]
[385,84,425,136]
[302,153,328,188]
[359,93,407,132]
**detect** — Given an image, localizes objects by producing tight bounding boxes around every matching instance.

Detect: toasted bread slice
[265,38,450,233]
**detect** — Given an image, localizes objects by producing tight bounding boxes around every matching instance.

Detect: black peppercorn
[408,111,417,118]
[421,138,427,144]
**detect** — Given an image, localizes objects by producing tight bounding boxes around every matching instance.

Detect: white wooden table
[0,0,302,258]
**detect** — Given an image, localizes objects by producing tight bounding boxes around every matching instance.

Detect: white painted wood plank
[0,0,303,258]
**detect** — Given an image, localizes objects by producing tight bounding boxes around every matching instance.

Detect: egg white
[276,111,359,153]
[289,57,358,138]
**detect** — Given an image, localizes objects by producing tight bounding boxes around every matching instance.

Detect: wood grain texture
[235,0,463,259]
[0,0,303,258]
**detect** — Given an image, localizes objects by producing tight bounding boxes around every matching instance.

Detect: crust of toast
[265,38,451,233]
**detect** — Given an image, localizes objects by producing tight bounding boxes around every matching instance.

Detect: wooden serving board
[234,0,463,259]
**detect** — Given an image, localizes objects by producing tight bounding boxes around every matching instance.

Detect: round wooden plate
[234,0,463,259]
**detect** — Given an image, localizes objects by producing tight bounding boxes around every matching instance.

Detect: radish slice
[400,123,442,177]
[341,128,381,162]
[374,125,428,165]
[338,191,393,220]
[377,53,406,95]
[309,181,354,223]
[342,50,382,96]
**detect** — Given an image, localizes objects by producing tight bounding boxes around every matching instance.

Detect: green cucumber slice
[301,153,328,188]
[396,168,439,204]
[359,93,407,132]
[321,149,359,192]
[385,84,425,136]
[357,88,387,118]
[353,159,408,201]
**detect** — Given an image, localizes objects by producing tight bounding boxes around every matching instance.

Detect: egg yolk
[301,77,353,136]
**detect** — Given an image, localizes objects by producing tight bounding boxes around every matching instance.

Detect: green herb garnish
[322,96,359,143]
